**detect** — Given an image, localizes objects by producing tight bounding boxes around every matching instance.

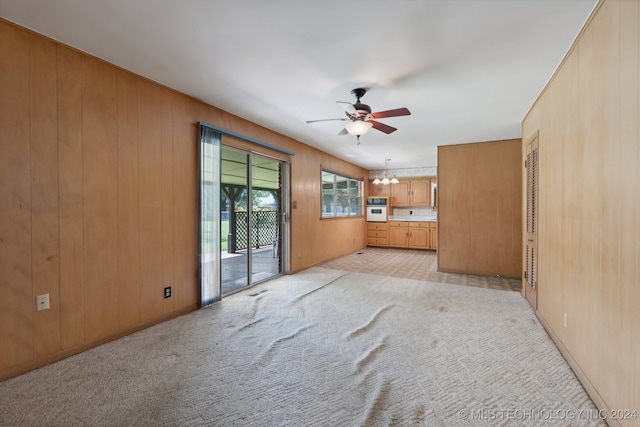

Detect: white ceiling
[0,0,597,170]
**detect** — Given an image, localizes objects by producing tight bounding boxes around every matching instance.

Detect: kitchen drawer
[410,222,430,228]
[389,221,409,227]
[367,230,387,238]
[367,237,388,246]
[367,222,388,231]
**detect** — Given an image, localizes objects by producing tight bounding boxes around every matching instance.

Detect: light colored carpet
[0,267,601,426]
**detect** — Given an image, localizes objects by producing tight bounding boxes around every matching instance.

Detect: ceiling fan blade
[337,101,359,117]
[337,128,348,136]
[306,118,348,123]
[370,120,397,134]
[370,107,411,119]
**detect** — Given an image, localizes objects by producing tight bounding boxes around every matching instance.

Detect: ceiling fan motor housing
[353,104,371,114]
[350,88,371,117]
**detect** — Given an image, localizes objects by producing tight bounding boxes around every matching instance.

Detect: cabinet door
[369,180,390,196]
[389,226,408,247]
[390,180,410,206]
[409,227,430,249]
[429,225,437,249]
[410,180,430,205]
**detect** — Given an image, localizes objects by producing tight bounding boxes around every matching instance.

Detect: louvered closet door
[525,135,539,309]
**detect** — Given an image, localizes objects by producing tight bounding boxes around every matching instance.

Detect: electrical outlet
[164,286,171,299]
[563,312,568,328]
[36,294,50,311]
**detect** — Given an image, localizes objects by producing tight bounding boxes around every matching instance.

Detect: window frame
[321,169,363,219]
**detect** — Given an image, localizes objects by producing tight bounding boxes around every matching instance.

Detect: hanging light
[373,158,398,185]
[344,119,373,144]
[344,119,373,136]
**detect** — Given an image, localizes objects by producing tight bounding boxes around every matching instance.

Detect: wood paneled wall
[522,0,639,421]
[0,18,367,380]
[437,139,523,279]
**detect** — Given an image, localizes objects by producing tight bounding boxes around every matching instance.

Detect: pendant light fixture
[344,119,373,144]
[373,158,399,185]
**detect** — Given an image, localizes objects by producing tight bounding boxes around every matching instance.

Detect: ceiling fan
[306,88,411,144]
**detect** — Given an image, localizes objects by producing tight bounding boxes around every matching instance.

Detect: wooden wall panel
[115,69,141,330]
[57,45,85,348]
[172,97,198,309]
[0,20,33,367]
[138,81,165,320]
[82,56,119,342]
[161,91,176,314]
[617,0,640,412]
[438,139,522,279]
[523,0,639,419]
[29,34,61,357]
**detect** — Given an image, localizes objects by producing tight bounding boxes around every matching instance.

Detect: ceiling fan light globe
[344,120,373,136]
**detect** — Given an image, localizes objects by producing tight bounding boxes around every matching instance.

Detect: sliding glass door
[220,147,286,295]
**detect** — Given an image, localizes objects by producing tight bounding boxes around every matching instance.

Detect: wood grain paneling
[58,45,86,348]
[138,80,165,321]
[82,56,119,342]
[438,139,522,279]
[116,69,141,330]
[522,0,639,420]
[29,34,61,357]
[161,91,176,314]
[0,20,33,368]
[172,97,198,308]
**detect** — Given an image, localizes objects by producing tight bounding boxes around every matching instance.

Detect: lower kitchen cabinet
[430,222,438,250]
[367,222,388,247]
[388,221,437,250]
[389,222,409,247]
[409,226,429,249]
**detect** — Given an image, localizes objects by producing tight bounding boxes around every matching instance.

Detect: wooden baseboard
[0,304,199,381]
[536,312,621,427]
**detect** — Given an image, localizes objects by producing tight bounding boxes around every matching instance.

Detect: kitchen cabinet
[389,221,409,247]
[430,222,438,249]
[388,221,437,250]
[366,222,388,247]
[408,222,430,249]
[369,180,390,196]
[390,179,431,206]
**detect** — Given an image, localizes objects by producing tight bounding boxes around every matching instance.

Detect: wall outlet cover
[36,294,50,311]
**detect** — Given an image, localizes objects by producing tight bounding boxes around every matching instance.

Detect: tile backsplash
[392,206,437,217]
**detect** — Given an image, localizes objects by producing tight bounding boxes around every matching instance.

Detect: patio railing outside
[229,210,278,252]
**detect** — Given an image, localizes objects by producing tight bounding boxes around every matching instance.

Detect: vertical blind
[199,125,221,306]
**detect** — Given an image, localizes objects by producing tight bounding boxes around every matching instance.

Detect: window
[321,170,363,218]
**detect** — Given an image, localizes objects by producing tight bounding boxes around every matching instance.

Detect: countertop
[388,215,437,222]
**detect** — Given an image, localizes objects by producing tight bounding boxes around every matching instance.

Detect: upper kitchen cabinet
[390,178,432,206]
[369,180,391,196]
